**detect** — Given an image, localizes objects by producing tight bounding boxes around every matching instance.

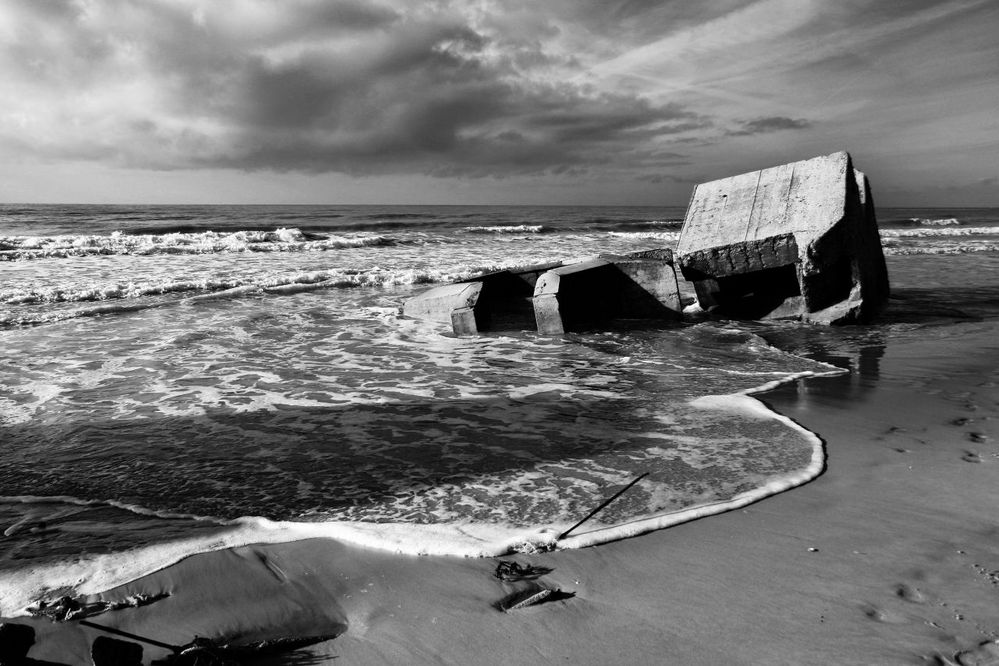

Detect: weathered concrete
[402,281,483,334]
[403,250,681,335]
[676,151,889,324]
[402,262,560,335]
[533,249,681,334]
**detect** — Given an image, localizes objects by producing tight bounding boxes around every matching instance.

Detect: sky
[0,0,996,206]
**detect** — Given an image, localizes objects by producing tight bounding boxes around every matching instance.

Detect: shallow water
[0,204,997,613]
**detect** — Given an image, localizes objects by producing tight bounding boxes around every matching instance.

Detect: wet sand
[9,258,999,665]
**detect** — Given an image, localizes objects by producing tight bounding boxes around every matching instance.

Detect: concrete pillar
[402,262,560,335]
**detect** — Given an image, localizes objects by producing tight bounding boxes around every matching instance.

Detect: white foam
[0,228,397,261]
[0,361,846,616]
[884,241,999,256]
[462,225,547,234]
[910,217,960,226]
[881,226,995,238]
[558,392,826,549]
[0,515,562,616]
[608,231,681,241]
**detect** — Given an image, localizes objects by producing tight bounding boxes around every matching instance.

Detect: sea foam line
[0,366,844,616]
[0,228,398,261]
[461,224,548,234]
[0,265,505,326]
[880,225,996,238]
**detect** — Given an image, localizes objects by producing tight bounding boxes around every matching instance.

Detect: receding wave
[0,228,398,261]
[0,324,843,614]
[0,261,539,327]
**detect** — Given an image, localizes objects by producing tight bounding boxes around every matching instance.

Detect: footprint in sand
[861,603,909,624]
[949,639,999,666]
[894,583,927,604]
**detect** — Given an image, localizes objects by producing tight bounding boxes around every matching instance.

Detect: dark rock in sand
[91,636,143,666]
[0,622,35,661]
[494,561,554,581]
[676,151,889,324]
[953,639,999,666]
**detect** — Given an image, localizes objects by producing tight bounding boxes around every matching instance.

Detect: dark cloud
[0,1,712,177]
[727,116,813,136]
[0,0,735,184]
[205,77,707,176]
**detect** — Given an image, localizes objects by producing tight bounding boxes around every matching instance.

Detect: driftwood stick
[78,619,180,652]
[556,473,649,541]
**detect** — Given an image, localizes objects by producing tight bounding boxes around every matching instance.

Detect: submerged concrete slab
[402,281,484,334]
[533,249,681,334]
[402,262,561,334]
[676,151,889,324]
[403,250,680,335]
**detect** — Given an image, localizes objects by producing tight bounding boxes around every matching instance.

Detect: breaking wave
[608,231,682,242]
[461,224,549,234]
[0,228,398,261]
[880,226,996,238]
[911,217,961,226]
[0,257,572,327]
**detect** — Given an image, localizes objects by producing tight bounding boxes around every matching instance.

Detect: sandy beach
[7,254,997,665]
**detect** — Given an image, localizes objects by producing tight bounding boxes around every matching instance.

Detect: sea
[2,204,998,614]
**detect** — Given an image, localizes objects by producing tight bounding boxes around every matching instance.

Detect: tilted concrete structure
[402,250,681,335]
[675,151,889,324]
[533,249,681,334]
[401,262,561,335]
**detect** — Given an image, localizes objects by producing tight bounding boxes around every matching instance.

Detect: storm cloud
[0,0,709,176]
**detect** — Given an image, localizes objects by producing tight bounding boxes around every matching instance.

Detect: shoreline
[0,371,836,617]
[11,311,999,664]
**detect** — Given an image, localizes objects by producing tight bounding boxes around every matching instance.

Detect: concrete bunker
[533,249,681,334]
[402,262,561,335]
[676,151,889,324]
[403,249,681,335]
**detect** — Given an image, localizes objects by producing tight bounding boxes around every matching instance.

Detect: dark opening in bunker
[465,264,559,332]
[713,264,801,319]
[802,256,855,312]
